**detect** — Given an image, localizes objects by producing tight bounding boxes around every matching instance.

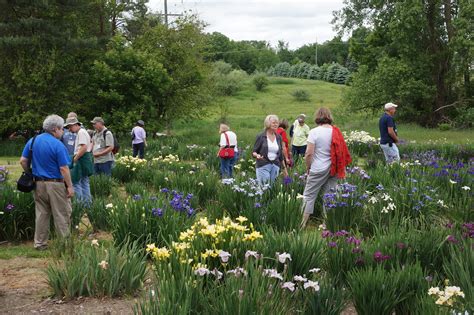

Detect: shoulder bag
[17,136,37,192]
[218,132,235,159]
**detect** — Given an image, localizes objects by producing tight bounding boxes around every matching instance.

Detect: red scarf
[330,126,352,178]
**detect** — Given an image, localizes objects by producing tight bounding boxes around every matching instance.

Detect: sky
[147,0,346,49]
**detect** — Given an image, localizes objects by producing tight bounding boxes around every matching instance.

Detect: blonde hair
[314,107,333,125]
[264,114,279,129]
[219,124,230,133]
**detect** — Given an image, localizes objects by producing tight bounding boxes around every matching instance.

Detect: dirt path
[0,257,136,314]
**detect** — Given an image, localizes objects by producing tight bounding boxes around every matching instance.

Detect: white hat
[384,102,398,110]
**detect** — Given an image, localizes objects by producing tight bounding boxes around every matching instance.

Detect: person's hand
[255,154,264,160]
[93,152,101,158]
[66,186,74,198]
[285,158,291,166]
[282,168,289,178]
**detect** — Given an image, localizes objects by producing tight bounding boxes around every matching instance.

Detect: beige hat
[64,117,81,127]
[91,117,105,124]
[384,103,398,110]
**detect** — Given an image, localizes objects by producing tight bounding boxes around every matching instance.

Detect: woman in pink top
[131,120,147,159]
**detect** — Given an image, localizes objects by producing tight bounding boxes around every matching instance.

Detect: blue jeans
[73,176,92,206]
[380,143,400,163]
[94,161,113,176]
[256,163,280,186]
[220,152,239,178]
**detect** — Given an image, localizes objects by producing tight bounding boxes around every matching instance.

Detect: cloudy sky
[148,0,345,49]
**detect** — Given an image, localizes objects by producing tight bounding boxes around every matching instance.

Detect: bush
[292,89,311,102]
[0,185,35,241]
[252,72,269,91]
[46,239,147,299]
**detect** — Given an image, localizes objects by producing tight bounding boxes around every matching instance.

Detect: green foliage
[252,72,270,91]
[0,184,35,241]
[292,89,311,102]
[46,239,147,299]
[211,61,248,96]
[89,174,117,198]
[444,242,474,310]
[269,61,350,85]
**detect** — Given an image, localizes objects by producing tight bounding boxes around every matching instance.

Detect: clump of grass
[292,89,311,102]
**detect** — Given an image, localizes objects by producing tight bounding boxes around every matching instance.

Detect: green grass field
[174,77,474,145]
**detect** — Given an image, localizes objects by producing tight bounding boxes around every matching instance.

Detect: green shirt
[92,128,114,164]
[292,123,310,147]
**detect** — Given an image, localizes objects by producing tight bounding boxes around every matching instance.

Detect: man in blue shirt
[379,102,400,163]
[20,114,74,250]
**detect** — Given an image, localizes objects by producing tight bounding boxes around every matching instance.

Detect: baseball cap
[64,117,81,127]
[91,117,105,124]
[384,103,398,110]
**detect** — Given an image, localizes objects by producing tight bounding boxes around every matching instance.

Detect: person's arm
[60,166,74,198]
[388,127,398,143]
[20,156,29,171]
[144,129,147,146]
[252,135,264,160]
[74,144,87,162]
[305,142,315,174]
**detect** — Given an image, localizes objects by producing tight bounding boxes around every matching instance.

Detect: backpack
[102,129,120,154]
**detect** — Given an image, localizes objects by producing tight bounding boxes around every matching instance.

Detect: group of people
[19,113,147,250]
[20,102,399,249]
[219,103,400,227]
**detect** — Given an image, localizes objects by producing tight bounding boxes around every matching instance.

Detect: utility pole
[315,37,318,66]
[162,0,182,27]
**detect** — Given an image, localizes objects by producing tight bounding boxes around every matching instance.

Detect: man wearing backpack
[91,117,115,176]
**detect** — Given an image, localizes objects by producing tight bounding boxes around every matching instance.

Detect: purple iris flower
[328,241,337,248]
[283,176,293,185]
[133,194,142,201]
[151,208,163,217]
[160,188,169,193]
[4,203,15,212]
[254,202,262,208]
[396,242,406,249]
[446,235,458,244]
[321,230,333,238]
[373,251,391,262]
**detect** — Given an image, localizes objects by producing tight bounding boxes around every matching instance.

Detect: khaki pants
[34,181,72,248]
[302,170,338,215]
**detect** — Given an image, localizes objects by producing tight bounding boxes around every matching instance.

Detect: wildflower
[283,176,293,185]
[373,251,391,262]
[376,184,384,190]
[151,208,163,217]
[4,203,15,212]
[293,275,307,282]
[280,282,296,292]
[318,224,326,231]
[355,257,365,266]
[146,243,156,253]
[211,268,223,280]
[425,276,433,282]
[263,269,283,280]
[308,268,321,274]
[304,280,320,291]
[296,194,304,199]
[91,239,99,247]
[445,286,465,298]
[236,216,248,223]
[198,182,204,186]
[449,179,457,184]
[218,250,231,263]
[328,241,337,248]
[396,242,406,249]
[346,236,361,246]
[461,186,470,191]
[243,231,263,242]
[276,252,292,264]
[254,202,262,208]
[133,194,142,200]
[194,267,210,276]
[105,203,113,209]
[321,230,332,238]
[227,267,247,277]
[446,235,458,244]
[244,250,260,260]
[152,247,171,260]
[352,247,363,254]
[98,260,109,270]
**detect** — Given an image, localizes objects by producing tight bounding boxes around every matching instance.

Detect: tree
[334,0,473,126]
[134,16,213,131]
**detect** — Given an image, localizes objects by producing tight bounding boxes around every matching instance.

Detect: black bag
[17,136,37,193]
[103,129,120,154]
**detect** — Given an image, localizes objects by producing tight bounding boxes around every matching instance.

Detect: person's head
[91,117,105,131]
[279,119,289,130]
[137,120,145,127]
[219,123,230,133]
[43,114,65,139]
[264,114,279,132]
[297,114,306,125]
[314,107,334,125]
[64,117,82,133]
[384,102,398,116]
[67,112,78,118]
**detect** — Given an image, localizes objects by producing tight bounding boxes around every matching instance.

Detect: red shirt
[277,128,289,152]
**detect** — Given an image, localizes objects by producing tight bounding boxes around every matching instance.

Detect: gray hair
[43,115,64,133]
[264,114,279,129]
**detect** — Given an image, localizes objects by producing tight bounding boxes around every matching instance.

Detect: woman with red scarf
[301,108,352,228]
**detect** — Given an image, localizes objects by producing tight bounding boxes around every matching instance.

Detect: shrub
[292,89,310,102]
[46,239,147,299]
[252,72,269,91]
[0,185,35,241]
[89,174,116,198]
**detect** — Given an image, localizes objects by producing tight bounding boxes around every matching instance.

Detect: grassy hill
[174,77,473,145]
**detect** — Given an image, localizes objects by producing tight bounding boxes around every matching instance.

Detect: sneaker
[35,245,48,251]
